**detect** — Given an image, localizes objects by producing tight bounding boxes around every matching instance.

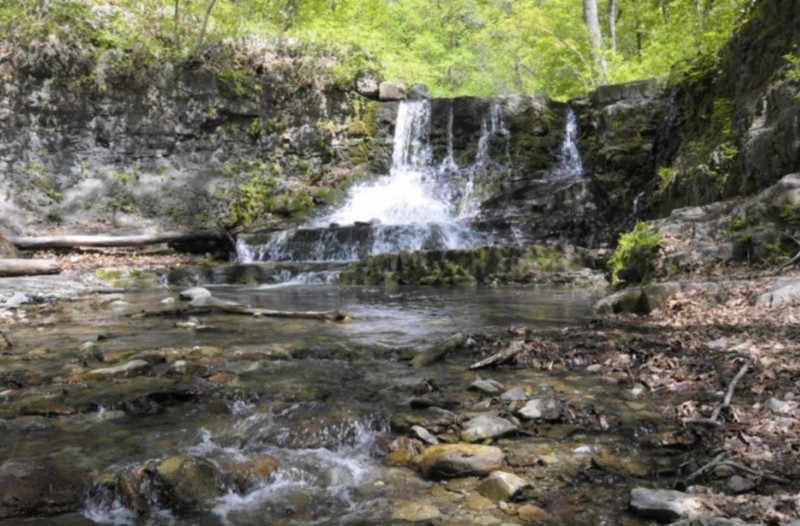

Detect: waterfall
[237,100,479,266]
[550,108,583,180]
[320,101,453,226]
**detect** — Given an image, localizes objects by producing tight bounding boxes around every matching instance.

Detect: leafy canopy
[0,0,753,99]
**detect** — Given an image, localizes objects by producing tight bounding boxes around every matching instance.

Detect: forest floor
[471,264,800,524]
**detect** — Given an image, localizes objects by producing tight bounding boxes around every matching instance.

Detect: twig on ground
[683,358,752,427]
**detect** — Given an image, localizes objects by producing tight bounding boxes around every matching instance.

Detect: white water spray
[550,108,583,180]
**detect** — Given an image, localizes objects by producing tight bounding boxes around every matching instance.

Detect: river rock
[179,287,212,301]
[84,359,152,380]
[155,455,221,510]
[189,295,240,308]
[411,425,440,445]
[225,454,279,492]
[417,444,505,478]
[461,415,518,442]
[469,378,505,395]
[391,500,441,522]
[391,406,456,433]
[500,387,528,402]
[477,470,529,502]
[4,292,29,308]
[356,74,380,98]
[516,398,563,421]
[0,458,91,519]
[378,81,406,100]
[630,487,700,521]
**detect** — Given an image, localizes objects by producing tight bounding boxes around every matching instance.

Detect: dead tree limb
[9,231,223,250]
[136,305,350,322]
[684,358,752,427]
[410,332,468,368]
[0,259,61,277]
[469,339,527,370]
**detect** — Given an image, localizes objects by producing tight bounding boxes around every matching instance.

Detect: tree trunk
[0,259,60,277]
[583,0,608,82]
[194,0,219,53]
[607,0,617,53]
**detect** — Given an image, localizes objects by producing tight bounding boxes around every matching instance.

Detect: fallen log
[0,259,61,277]
[9,231,223,250]
[410,332,468,368]
[135,305,350,322]
[469,339,527,370]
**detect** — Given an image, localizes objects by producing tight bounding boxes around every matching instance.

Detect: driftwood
[410,332,468,368]
[9,231,222,250]
[0,259,61,277]
[136,304,350,322]
[469,339,527,370]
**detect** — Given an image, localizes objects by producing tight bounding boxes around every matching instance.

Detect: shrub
[607,221,662,286]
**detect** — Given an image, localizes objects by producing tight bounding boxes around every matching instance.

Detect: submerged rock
[391,500,440,521]
[416,444,504,478]
[0,458,91,519]
[179,287,212,301]
[84,359,152,380]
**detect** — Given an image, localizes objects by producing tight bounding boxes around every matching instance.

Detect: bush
[607,221,661,287]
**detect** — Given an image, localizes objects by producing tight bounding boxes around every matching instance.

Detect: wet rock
[155,455,221,510]
[469,378,505,395]
[516,398,563,422]
[461,415,518,442]
[123,396,165,415]
[384,437,425,466]
[391,406,456,433]
[19,397,77,417]
[672,518,761,526]
[391,500,440,521]
[594,288,644,315]
[411,425,440,445]
[226,455,279,492]
[84,359,152,380]
[417,444,504,478]
[630,487,700,521]
[517,503,550,523]
[167,360,208,377]
[379,81,406,101]
[500,387,528,402]
[477,470,529,502]
[466,491,495,511]
[179,287,212,301]
[0,458,91,519]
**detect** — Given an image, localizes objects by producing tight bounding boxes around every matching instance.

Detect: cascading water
[237,100,481,268]
[550,107,583,180]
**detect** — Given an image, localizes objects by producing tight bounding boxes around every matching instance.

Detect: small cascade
[550,107,583,180]
[238,100,481,268]
[457,102,510,220]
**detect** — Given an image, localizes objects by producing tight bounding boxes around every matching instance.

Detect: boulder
[155,455,221,510]
[477,470,529,502]
[407,83,429,100]
[756,278,800,308]
[378,81,407,101]
[0,458,91,519]
[630,487,700,521]
[460,414,518,442]
[516,398,563,422]
[355,74,380,98]
[416,444,504,478]
[391,500,441,522]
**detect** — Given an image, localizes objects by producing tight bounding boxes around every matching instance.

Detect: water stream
[0,285,681,525]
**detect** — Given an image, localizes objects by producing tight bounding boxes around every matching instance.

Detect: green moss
[779,204,800,225]
[607,221,661,286]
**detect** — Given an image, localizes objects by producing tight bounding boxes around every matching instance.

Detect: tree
[583,0,607,83]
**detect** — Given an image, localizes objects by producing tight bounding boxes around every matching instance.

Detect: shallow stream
[0,285,679,525]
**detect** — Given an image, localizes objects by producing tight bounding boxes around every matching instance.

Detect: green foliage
[607,221,661,286]
[657,166,676,193]
[780,204,800,226]
[0,0,754,100]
